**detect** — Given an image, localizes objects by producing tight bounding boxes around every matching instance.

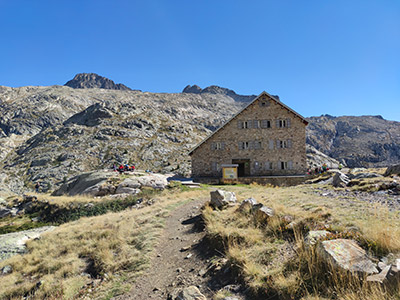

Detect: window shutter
[221,142,225,150]
[276,140,280,148]
[247,121,252,129]
[237,121,242,129]
[238,142,243,150]
[288,161,293,170]
[249,141,254,150]
[288,139,292,148]
[276,120,280,128]
[269,139,274,150]
[287,118,291,128]
[253,120,259,129]
[210,143,215,150]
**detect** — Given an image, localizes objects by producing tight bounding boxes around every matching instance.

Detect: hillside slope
[306,115,400,167]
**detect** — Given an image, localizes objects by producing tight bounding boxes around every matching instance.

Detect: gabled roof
[189,91,308,155]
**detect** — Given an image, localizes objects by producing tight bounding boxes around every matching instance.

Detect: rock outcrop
[64,73,132,90]
[182,84,257,103]
[307,115,400,168]
[318,239,378,274]
[210,190,237,209]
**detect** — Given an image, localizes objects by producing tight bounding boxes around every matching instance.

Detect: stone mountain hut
[189,91,309,185]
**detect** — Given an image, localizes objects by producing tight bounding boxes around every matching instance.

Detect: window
[261,120,271,128]
[276,118,291,128]
[254,161,261,170]
[211,142,225,150]
[243,141,250,149]
[268,139,274,150]
[253,120,260,129]
[254,141,262,150]
[280,161,293,170]
[265,161,273,170]
[259,100,270,107]
[276,139,292,149]
[211,162,220,172]
[243,121,251,129]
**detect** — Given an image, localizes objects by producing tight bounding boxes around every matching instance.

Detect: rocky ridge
[306,115,400,167]
[65,73,133,91]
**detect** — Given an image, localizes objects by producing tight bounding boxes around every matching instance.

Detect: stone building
[189,91,308,183]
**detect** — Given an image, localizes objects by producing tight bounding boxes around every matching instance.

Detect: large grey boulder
[210,190,237,209]
[318,239,378,274]
[0,226,56,261]
[238,197,257,212]
[253,204,275,223]
[332,171,350,188]
[115,186,140,195]
[52,171,116,196]
[175,286,206,300]
[117,178,141,189]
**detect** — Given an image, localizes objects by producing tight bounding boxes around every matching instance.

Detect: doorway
[232,159,250,177]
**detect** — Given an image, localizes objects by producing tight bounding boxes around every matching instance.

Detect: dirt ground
[113,198,245,300]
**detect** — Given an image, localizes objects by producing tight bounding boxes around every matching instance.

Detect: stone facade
[190,92,308,179]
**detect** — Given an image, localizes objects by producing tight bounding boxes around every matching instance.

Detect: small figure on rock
[35,182,40,193]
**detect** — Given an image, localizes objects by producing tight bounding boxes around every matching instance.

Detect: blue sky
[1,0,399,120]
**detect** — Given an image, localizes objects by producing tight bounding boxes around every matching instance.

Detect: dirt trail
[114,198,217,299]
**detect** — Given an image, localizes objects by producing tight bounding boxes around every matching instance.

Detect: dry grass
[0,187,207,300]
[203,183,400,300]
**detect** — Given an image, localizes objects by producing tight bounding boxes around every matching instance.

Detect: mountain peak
[64,73,132,91]
[182,84,257,103]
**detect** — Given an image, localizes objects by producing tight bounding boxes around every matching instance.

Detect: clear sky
[1,0,399,120]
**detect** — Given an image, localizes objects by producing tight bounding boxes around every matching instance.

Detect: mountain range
[0,73,399,194]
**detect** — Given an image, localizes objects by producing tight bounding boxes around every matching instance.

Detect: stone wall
[191,94,307,178]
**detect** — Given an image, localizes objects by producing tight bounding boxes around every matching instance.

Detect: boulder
[332,172,350,188]
[318,239,378,274]
[117,178,142,189]
[82,183,116,197]
[52,171,116,196]
[1,265,12,275]
[238,197,257,212]
[115,186,140,195]
[384,164,400,176]
[253,204,274,223]
[305,230,330,246]
[0,226,56,261]
[175,286,207,300]
[210,190,237,209]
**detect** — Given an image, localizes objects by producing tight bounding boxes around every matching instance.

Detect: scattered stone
[332,171,350,188]
[0,208,11,218]
[1,265,12,275]
[253,204,274,223]
[210,190,237,209]
[185,253,193,259]
[305,230,330,246]
[180,246,191,252]
[238,197,257,212]
[175,286,206,300]
[318,239,378,274]
[367,265,392,283]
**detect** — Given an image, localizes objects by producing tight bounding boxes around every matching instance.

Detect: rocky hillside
[1,74,400,194]
[65,73,133,90]
[0,82,243,194]
[306,115,400,167]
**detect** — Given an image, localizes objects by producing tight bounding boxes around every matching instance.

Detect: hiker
[338,163,343,170]
[113,163,117,171]
[35,182,40,193]
[118,165,124,173]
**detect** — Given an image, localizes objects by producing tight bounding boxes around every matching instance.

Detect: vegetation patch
[203,184,400,300]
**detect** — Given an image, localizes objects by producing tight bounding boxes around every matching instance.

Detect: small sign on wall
[222,164,238,180]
